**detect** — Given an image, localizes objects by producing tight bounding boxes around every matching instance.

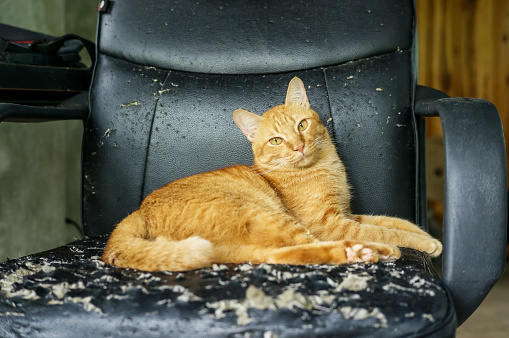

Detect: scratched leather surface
[0,236,454,337]
[83,51,418,237]
[98,0,413,74]
[83,0,419,237]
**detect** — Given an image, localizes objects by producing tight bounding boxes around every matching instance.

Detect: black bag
[0,23,95,68]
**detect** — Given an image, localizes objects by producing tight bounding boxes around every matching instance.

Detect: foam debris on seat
[0,236,451,337]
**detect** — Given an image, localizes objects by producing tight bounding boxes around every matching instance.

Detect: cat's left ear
[233,109,262,142]
[285,77,310,109]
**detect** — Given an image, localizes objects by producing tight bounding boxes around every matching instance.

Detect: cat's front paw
[425,238,443,258]
[344,241,400,263]
[345,243,377,263]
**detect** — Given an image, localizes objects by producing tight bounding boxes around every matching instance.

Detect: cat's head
[233,77,331,171]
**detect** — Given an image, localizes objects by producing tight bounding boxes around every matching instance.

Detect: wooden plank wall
[416,0,509,170]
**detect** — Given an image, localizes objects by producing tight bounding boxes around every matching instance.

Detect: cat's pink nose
[294,144,305,154]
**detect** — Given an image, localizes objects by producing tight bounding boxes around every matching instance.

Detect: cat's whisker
[314,141,331,149]
[269,158,288,166]
[324,137,338,145]
[252,158,290,175]
[314,134,328,142]
[311,135,334,149]
[250,158,286,171]
[263,160,290,174]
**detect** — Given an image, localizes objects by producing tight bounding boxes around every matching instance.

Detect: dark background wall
[0,0,97,261]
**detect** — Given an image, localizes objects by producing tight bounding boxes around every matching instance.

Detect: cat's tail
[101,212,214,271]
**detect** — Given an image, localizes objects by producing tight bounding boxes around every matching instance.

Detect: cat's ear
[233,109,262,142]
[285,77,310,109]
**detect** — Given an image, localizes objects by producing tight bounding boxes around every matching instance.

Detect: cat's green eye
[269,137,283,145]
[298,119,308,131]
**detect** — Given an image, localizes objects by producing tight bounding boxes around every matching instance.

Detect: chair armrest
[0,91,89,123]
[415,85,507,325]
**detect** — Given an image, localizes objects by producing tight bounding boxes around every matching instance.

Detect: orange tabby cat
[102,77,442,271]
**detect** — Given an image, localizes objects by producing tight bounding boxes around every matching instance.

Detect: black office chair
[0,1,506,336]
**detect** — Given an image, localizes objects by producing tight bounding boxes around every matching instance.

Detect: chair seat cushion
[0,236,455,337]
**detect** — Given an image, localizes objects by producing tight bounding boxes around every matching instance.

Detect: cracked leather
[0,236,454,337]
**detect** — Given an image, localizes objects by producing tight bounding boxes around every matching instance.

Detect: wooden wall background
[416,0,509,174]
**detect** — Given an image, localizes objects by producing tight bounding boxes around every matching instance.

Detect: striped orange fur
[102,77,441,271]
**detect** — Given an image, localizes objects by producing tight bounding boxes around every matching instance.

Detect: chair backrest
[83,0,421,236]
